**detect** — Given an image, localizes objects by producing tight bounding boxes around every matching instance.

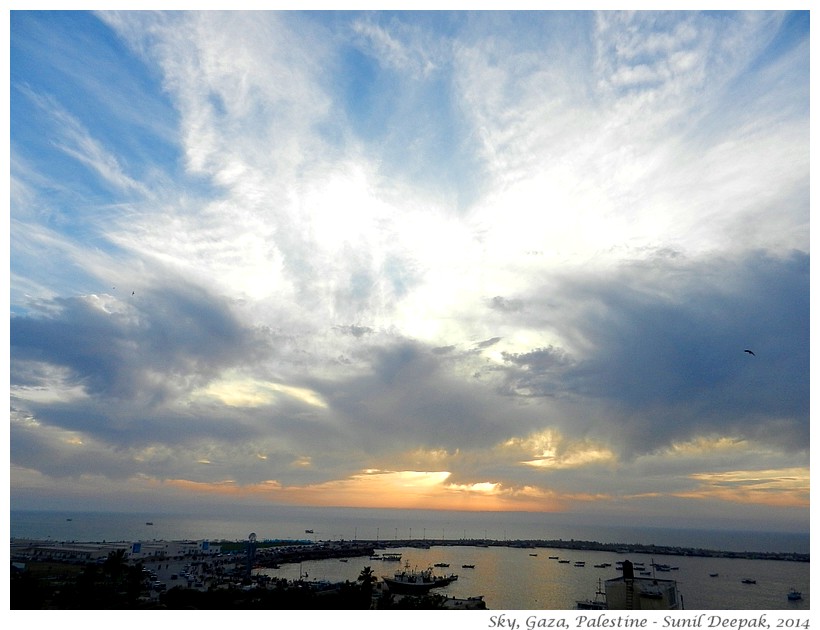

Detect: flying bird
[744,349,755,356]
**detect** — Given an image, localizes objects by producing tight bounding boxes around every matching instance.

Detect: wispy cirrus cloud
[9,10,809,530]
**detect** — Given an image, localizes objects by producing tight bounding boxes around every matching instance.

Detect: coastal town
[10,535,808,609]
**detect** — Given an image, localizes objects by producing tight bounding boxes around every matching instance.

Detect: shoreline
[11,536,809,563]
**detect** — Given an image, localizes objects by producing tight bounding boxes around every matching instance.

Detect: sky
[8,9,810,533]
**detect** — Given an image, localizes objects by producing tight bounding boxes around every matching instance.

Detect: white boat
[381,553,402,562]
[381,563,458,594]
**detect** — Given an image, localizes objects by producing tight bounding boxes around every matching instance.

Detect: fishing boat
[788,588,802,601]
[381,563,458,594]
[577,579,607,610]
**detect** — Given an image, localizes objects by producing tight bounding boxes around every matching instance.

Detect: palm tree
[357,566,376,590]
[357,566,377,608]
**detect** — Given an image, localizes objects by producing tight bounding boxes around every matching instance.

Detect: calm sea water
[10,508,809,610]
[258,545,809,610]
[10,507,809,553]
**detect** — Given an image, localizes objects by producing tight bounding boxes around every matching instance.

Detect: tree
[357,566,376,591]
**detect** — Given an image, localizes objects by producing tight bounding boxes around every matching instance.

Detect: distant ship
[305,529,314,534]
[66,518,72,522]
[146,522,153,526]
[788,588,802,601]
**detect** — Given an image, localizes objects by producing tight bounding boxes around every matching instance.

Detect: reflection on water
[258,545,809,610]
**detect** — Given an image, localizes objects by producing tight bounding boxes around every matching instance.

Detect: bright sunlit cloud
[9,10,809,532]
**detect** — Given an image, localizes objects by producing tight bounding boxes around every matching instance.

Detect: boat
[529,553,538,557]
[145,522,153,526]
[339,558,348,562]
[381,563,458,594]
[574,562,586,567]
[709,573,719,577]
[66,518,72,521]
[461,564,475,569]
[577,579,607,610]
[549,556,559,560]
[304,529,314,534]
[788,588,802,601]
[558,560,570,564]
[382,553,402,562]
[369,555,382,560]
[434,562,450,567]
[742,579,757,584]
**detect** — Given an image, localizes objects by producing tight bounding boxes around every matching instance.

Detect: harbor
[11,535,809,610]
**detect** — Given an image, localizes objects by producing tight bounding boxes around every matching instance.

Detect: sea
[10,507,810,611]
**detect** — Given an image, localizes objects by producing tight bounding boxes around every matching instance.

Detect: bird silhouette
[744,349,755,356]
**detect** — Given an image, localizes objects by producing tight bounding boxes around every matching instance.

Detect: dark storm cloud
[11,277,269,406]
[499,346,574,397]
[496,250,809,454]
[310,340,537,453]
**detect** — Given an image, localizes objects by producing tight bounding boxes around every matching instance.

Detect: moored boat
[382,553,402,562]
[577,579,607,610]
[381,563,458,594]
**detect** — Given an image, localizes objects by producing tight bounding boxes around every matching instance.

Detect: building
[11,539,221,564]
[602,560,683,610]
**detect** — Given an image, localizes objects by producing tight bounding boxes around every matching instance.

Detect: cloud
[9,11,809,529]
[11,279,266,403]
